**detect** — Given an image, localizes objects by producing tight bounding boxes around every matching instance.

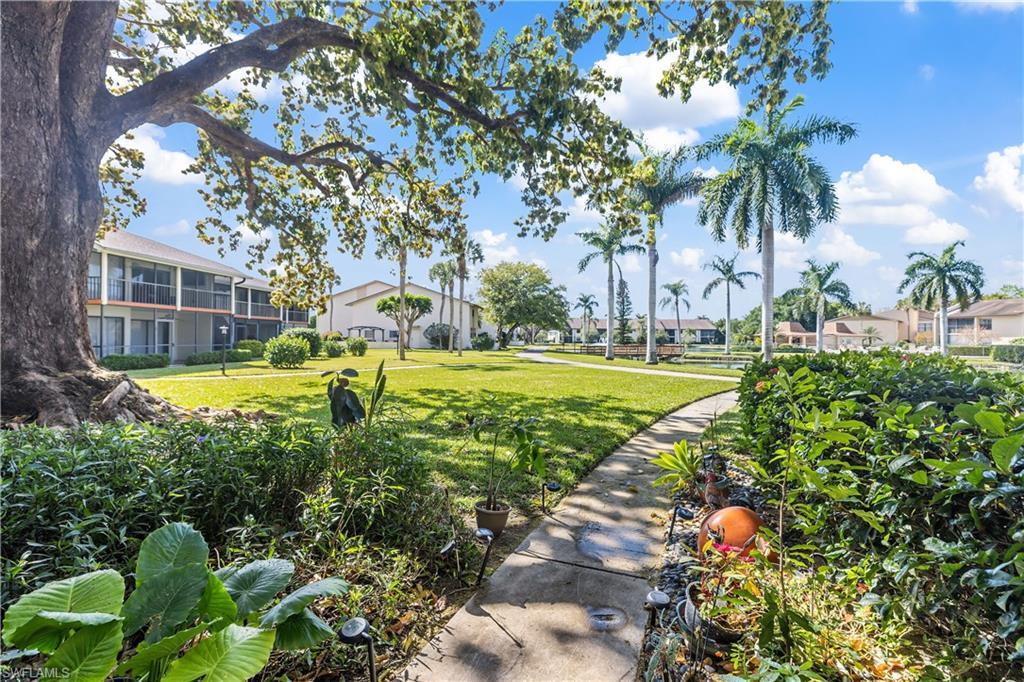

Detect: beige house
[947,299,1024,345]
[317,280,494,348]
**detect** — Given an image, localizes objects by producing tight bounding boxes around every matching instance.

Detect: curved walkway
[403,390,738,682]
[516,350,739,383]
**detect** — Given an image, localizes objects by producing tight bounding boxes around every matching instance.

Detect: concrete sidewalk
[517,351,740,383]
[402,390,738,682]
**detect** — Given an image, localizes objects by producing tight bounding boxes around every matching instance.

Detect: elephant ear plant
[1,522,346,682]
[324,360,387,429]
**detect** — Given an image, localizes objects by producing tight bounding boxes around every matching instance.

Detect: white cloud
[564,195,602,224]
[238,223,266,243]
[112,124,202,185]
[876,265,904,283]
[837,154,952,210]
[742,231,809,270]
[957,0,1023,11]
[816,226,881,266]
[621,253,644,274]
[903,218,970,245]
[1001,258,1024,273]
[472,229,519,264]
[152,219,190,236]
[594,50,739,148]
[668,247,704,270]
[972,144,1024,213]
[531,257,548,269]
[919,64,936,81]
[902,0,919,13]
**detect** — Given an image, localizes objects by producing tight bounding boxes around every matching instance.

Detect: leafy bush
[322,331,343,342]
[235,338,264,358]
[283,327,322,357]
[264,335,309,368]
[345,336,368,356]
[1,522,345,681]
[950,344,989,357]
[1,420,335,608]
[324,339,345,357]
[424,323,458,349]
[992,344,1024,364]
[184,349,252,366]
[471,332,495,351]
[99,353,169,370]
[739,351,1024,668]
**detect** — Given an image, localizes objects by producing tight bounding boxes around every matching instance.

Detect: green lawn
[127,348,522,379]
[541,350,746,377]
[139,362,733,511]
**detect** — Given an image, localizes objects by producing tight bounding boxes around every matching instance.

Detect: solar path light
[339,617,377,682]
[644,589,671,629]
[541,480,561,513]
[474,527,495,587]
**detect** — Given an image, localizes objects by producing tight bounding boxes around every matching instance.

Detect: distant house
[565,317,719,343]
[317,280,494,348]
[947,298,1024,346]
[776,319,878,349]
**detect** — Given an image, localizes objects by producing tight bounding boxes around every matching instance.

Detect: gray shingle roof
[97,231,246,277]
[949,298,1024,318]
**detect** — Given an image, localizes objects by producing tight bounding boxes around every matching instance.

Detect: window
[107,256,126,300]
[104,317,124,356]
[917,321,933,332]
[89,252,101,278]
[980,319,992,331]
[88,316,101,350]
[214,275,231,293]
[387,330,398,340]
[131,320,155,354]
[948,319,974,332]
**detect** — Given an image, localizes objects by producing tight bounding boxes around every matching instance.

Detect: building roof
[949,298,1024,318]
[776,321,808,333]
[98,231,246,278]
[830,313,893,322]
[568,317,716,331]
[344,281,481,309]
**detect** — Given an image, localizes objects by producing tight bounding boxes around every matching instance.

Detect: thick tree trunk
[724,283,732,354]
[816,298,825,353]
[398,246,407,359]
[675,302,681,356]
[761,218,775,361]
[646,243,657,364]
[939,299,949,356]
[1,3,178,426]
[457,268,465,356]
[605,258,614,360]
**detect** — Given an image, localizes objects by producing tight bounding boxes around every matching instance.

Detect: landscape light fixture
[644,589,671,629]
[218,325,229,376]
[668,505,694,543]
[474,527,495,587]
[541,480,561,513]
[339,617,377,682]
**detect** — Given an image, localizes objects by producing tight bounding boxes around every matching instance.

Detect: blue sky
[120,1,1023,321]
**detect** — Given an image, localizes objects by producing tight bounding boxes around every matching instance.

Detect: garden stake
[339,617,377,682]
[541,480,561,513]
[474,528,495,586]
[668,505,694,543]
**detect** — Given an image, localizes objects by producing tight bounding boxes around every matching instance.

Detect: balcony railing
[285,309,308,324]
[108,278,127,301]
[87,276,101,299]
[250,302,279,318]
[130,280,176,306]
[181,287,230,311]
[234,300,248,315]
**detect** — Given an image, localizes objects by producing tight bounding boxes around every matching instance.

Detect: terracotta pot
[697,506,766,559]
[681,581,744,648]
[475,500,511,537]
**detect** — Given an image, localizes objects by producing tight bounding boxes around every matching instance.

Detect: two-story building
[565,317,720,344]
[87,232,308,363]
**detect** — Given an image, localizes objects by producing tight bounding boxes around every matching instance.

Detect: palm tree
[702,254,760,354]
[792,259,853,353]
[632,147,705,364]
[861,325,882,347]
[450,236,483,357]
[659,280,690,350]
[635,313,648,344]
[574,293,598,345]
[898,240,984,355]
[577,224,645,360]
[697,97,857,360]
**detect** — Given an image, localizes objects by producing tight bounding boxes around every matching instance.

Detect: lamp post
[339,617,377,682]
[218,325,229,376]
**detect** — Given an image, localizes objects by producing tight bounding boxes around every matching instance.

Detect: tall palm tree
[898,240,984,355]
[577,224,644,360]
[659,280,690,349]
[702,254,759,354]
[632,146,705,365]
[861,326,882,347]
[574,293,598,345]
[697,97,857,360]
[791,259,853,353]
[428,260,457,327]
[450,236,483,357]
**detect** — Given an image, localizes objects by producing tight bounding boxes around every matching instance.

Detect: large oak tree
[1,0,833,425]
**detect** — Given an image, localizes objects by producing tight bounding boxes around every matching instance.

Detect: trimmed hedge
[992,344,1024,364]
[98,353,169,370]
[951,345,989,357]
[184,349,253,366]
[324,339,345,357]
[346,336,368,356]
[283,327,322,356]
[265,334,309,368]
[234,338,264,358]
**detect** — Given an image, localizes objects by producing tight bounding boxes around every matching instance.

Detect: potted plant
[682,537,759,653]
[465,409,546,537]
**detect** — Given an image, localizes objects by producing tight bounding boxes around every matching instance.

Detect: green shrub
[950,344,989,357]
[992,344,1024,364]
[99,353,169,370]
[184,349,252,366]
[324,339,345,357]
[345,336,368,356]
[471,332,495,351]
[323,331,343,342]
[264,335,309,368]
[283,327,322,357]
[424,323,457,349]
[235,338,264,358]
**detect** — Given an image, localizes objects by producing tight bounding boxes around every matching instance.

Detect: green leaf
[136,522,209,586]
[909,470,929,486]
[2,570,124,646]
[43,620,123,682]
[953,403,981,423]
[198,572,237,627]
[115,621,212,676]
[273,608,335,650]
[121,564,208,642]
[221,559,294,618]
[974,410,1006,437]
[992,434,1024,474]
[6,611,121,654]
[851,509,885,533]
[162,624,275,682]
[340,368,359,377]
[259,578,347,628]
